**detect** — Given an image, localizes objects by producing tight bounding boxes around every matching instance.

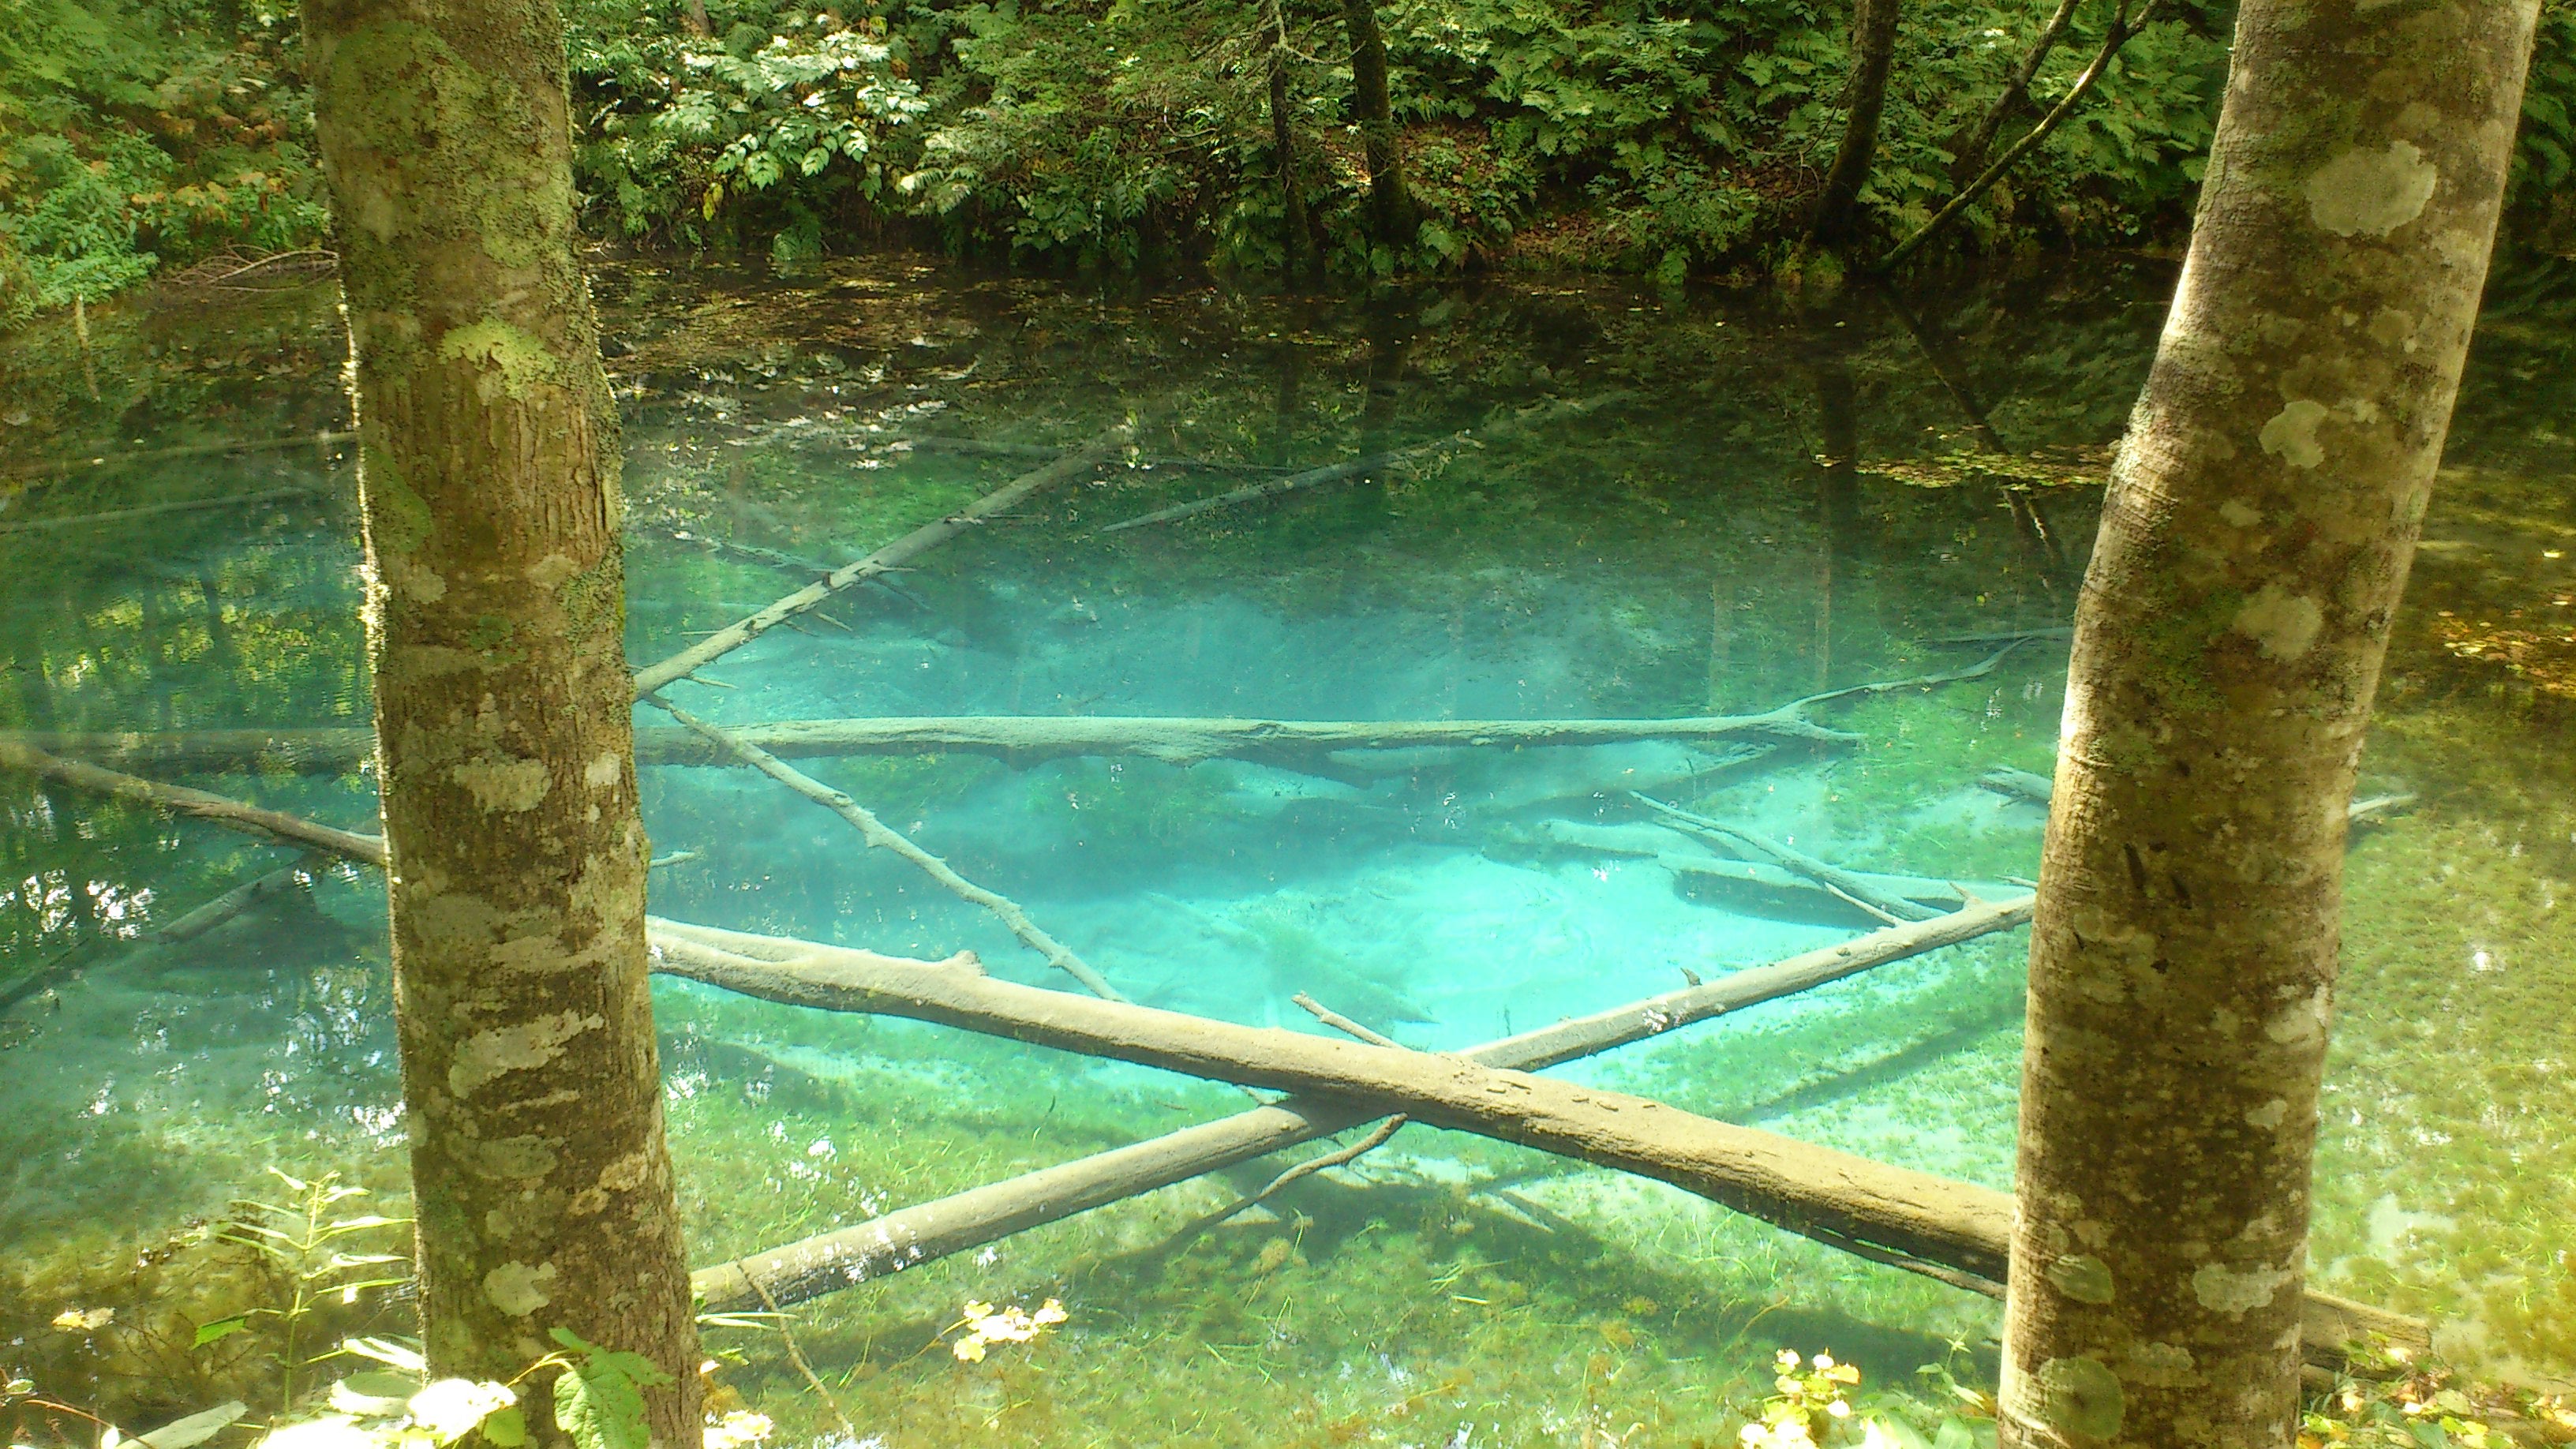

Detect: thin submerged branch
[646,697,1129,1002]
[630,417,1139,695]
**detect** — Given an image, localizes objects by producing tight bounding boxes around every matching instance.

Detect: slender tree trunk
[1808,0,1903,246]
[301,1,705,1442]
[2000,0,2537,1440]
[681,0,714,39]
[1946,0,2083,186]
[1340,0,1412,250]
[1267,9,1314,283]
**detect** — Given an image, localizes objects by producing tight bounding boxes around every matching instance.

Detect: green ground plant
[203,1171,412,1413]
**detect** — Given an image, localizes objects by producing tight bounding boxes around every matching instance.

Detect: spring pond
[2,256,2573,1445]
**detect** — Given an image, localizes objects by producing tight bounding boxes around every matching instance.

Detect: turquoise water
[2,258,2572,1442]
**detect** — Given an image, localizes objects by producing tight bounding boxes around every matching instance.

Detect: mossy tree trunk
[1808,0,1902,246]
[2000,0,2537,1440]
[301,0,705,1441]
[1340,0,1413,252]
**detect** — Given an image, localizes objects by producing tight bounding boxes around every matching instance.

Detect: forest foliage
[3,0,2574,319]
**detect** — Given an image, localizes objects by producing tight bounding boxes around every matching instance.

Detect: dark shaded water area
[3,256,2573,1443]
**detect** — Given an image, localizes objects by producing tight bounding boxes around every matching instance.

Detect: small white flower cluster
[949,1298,1068,1363]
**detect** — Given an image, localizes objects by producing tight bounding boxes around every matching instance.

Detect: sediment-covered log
[9,642,2045,778]
[1977,765,2414,824]
[649,698,1128,1002]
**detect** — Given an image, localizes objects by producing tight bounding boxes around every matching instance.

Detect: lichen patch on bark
[448,1011,605,1095]
[450,755,551,812]
[482,1260,560,1316]
[2190,1260,2296,1314]
[2232,586,2326,660]
[2303,140,2439,238]
[2258,399,2331,467]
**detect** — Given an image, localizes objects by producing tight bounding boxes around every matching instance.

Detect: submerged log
[0,485,328,537]
[6,642,2047,779]
[1519,818,2013,925]
[676,894,2035,1309]
[1,710,1855,777]
[658,911,2419,1370]
[1632,793,1941,923]
[630,420,1138,695]
[0,745,2423,1371]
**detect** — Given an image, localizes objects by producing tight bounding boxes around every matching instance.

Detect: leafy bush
[0,0,326,316]
[4,0,2575,310]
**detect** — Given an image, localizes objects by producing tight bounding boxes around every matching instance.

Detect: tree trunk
[1267,2,1314,281]
[301,2,704,1441]
[2000,0,2538,1440]
[1808,0,1903,246]
[1339,0,1412,250]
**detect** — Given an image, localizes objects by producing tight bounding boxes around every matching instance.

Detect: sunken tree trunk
[301,0,705,1440]
[1808,0,1903,246]
[1999,0,2537,1440]
[1340,0,1413,250]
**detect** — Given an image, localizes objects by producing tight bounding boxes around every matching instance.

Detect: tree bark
[1807,0,1904,247]
[1999,0,2538,1440]
[1339,0,1412,250]
[300,0,703,1440]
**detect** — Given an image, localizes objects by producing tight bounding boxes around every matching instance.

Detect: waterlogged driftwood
[0,736,391,866]
[0,732,2411,1361]
[0,709,1857,779]
[1,430,357,487]
[1521,819,2009,925]
[1098,392,1630,534]
[657,908,2422,1369]
[9,641,2042,779]
[676,895,2035,1309]
[631,419,1138,695]
[1631,794,1941,923]
[659,929,2027,1277]
[649,698,1128,1002]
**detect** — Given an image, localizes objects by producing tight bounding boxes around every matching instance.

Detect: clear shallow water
[2,257,2573,1440]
